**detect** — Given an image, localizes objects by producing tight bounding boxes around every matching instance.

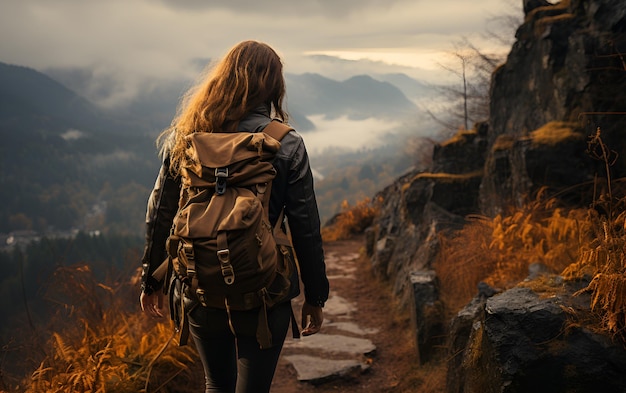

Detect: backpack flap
[174,187,249,239]
[182,132,279,189]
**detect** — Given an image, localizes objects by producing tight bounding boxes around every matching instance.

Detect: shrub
[321,197,382,242]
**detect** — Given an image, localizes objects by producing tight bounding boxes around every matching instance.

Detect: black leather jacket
[140,107,329,307]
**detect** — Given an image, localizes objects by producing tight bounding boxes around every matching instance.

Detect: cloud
[300,115,401,155]
[61,129,85,141]
[90,150,135,168]
[153,0,411,18]
[0,0,520,107]
[299,111,438,156]
[286,54,436,83]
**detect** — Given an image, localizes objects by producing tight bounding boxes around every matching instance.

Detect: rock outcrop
[368,125,489,309]
[365,0,626,388]
[483,0,626,215]
[448,282,626,392]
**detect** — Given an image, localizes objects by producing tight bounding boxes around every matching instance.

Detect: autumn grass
[492,134,516,151]
[435,191,590,315]
[438,128,478,148]
[11,264,199,393]
[322,197,382,242]
[436,127,626,342]
[526,0,572,24]
[529,121,584,146]
[566,128,626,340]
[9,196,377,392]
[411,170,484,183]
[436,190,626,340]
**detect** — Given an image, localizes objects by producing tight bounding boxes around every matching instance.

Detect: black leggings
[187,300,292,393]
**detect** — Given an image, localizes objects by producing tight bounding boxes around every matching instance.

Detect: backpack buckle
[182,243,195,276]
[217,249,235,285]
[196,288,208,307]
[215,168,228,195]
[217,249,230,263]
[222,266,235,285]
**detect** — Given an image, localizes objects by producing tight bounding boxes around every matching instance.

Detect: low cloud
[153,0,411,18]
[90,150,135,168]
[60,129,85,141]
[299,113,437,156]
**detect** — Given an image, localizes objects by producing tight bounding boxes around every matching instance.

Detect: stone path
[280,249,379,385]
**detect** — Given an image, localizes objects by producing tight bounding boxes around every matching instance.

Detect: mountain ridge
[285,72,416,123]
[0,61,425,234]
[0,62,127,136]
[44,63,423,131]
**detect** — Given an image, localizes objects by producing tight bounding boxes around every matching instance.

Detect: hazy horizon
[1,0,521,110]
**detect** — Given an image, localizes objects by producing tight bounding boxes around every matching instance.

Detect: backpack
[163,120,300,349]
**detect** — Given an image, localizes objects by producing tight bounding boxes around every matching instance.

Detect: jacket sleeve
[270,132,329,307]
[140,155,181,294]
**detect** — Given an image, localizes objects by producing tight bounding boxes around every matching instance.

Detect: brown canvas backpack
[165,120,299,348]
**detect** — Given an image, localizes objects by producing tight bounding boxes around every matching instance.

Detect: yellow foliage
[437,127,626,342]
[20,264,199,393]
[411,170,484,184]
[322,197,382,242]
[439,128,477,147]
[530,121,583,146]
[435,194,592,316]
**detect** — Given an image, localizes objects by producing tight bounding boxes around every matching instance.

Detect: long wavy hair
[159,40,288,174]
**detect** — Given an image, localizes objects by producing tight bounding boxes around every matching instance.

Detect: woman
[139,40,329,392]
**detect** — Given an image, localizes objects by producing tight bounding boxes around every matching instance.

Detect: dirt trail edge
[271,237,437,393]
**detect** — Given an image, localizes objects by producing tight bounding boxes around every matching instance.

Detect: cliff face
[368,0,626,308]
[483,0,626,215]
[366,0,626,389]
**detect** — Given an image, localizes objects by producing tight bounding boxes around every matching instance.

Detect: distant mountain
[45,66,182,135]
[0,62,157,235]
[0,62,137,136]
[285,73,417,123]
[374,73,439,103]
[45,66,419,132]
[0,62,425,234]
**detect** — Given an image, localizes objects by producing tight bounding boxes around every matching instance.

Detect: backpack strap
[263,120,293,142]
[262,121,303,341]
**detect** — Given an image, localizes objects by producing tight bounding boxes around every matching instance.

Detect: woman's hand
[140,291,165,318]
[301,302,324,336]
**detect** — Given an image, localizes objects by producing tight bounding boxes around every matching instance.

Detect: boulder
[448,284,626,393]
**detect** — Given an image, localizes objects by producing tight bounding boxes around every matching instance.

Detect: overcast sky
[0,0,523,150]
[1,0,521,85]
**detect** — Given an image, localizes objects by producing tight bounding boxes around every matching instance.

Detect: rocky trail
[270,237,444,392]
